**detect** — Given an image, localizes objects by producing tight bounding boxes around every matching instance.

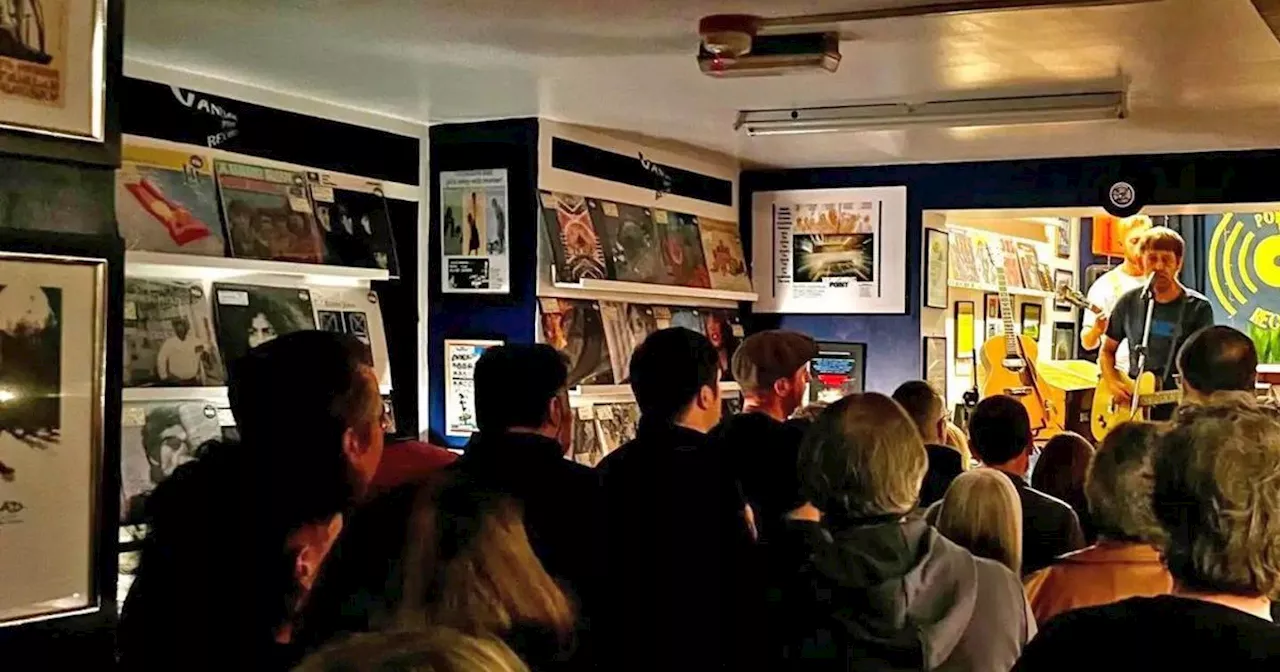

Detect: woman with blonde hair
[935,469,1025,574]
[294,628,530,672]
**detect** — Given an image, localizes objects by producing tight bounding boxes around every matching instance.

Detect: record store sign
[1206,211,1280,365]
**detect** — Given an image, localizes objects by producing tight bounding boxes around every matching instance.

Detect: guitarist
[1080,216,1150,371]
[1099,227,1215,421]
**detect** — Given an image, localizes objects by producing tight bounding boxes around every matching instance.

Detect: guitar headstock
[1055,284,1101,314]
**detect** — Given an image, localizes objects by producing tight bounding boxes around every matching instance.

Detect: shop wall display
[123,279,224,387]
[657,211,711,288]
[211,283,317,366]
[809,342,868,403]
[308,173,401,275]
[118,401,220,524]
[116,145,226,256]
[310,287,392,389]
[698,216,752,292]
[215,160,325,264]
[539,298,614,387]
[440,169,509,293]
[589,198,663,284]
[924,228,948,309]
[570,402,640,468]
[750,185,908,314]
[444,339,503,438]
[540,191,608,283]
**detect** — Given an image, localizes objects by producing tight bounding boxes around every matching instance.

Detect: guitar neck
[1136,390,1181,407]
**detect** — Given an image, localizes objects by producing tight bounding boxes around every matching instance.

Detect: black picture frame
[983,293,1001,340]
[924,228,949,309]
[1053,321,1078,361]
[808,341,869,403]
[955,300,976,360]
[1021,303,1043,341]
[1054,269,1075,310]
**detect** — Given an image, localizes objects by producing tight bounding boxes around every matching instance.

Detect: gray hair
[935,468,1023,574]
[1086,421,1164,545]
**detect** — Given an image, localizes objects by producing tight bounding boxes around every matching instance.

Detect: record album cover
[973,234,1000,286]
[702,309,745,381]
[539,298,614,386]
[599,301,658,383]
[216,161,326,264]
[588,199,664,284]
[120,402,222,523]
[1015,242,1044,291]
[211,283,318,367]
[310,287,392,389]
[117,145,226,256]
[571,409,603,468]
[309,177,400,275]
[594,403,638,463]
[698,217,752,292]
[656,211,711,288]
[998,239,1025,288]
[124,279,225,387]
[654,306,706,335]
[539,192,607,283]
[948,230,979,284]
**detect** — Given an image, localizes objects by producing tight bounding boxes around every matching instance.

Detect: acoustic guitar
[979,264,1051,433]
[1091,371,1181,441]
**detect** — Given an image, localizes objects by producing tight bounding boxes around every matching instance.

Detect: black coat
[1003,471,1086,575]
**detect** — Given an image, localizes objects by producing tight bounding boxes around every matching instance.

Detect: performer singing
[1099,227,1214,421]
[1080,216,1151,371]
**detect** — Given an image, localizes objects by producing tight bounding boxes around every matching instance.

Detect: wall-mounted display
[925,228,949,309]
[808,342,868,404]
[656,211,711,288]
[0,0,109,148]
[923,337,947,398]
[119,402,220,524]
[308,173,401,276]
[955,301,975,360]
[1021,303,1043,341]
[1054,270,1075,310]
[588,199,663,285]
[698,217,752,293]
[310,288,391,389]
[984,293,1002,340]
[211,283,317,367]
[440,169,508,293]
[540,191,607,283]
[751,186,907,314]
[123,279,225,387]
[539,298,614,387]
[444,339,503,438]
[116,145,226,257]
[215,161,325,264]
[1053,322,1078,361]
[0,250,108,626]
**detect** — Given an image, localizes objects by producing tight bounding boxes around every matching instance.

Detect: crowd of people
[114,319,1280,671]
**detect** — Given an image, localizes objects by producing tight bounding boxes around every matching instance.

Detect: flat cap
[732,330,818,391]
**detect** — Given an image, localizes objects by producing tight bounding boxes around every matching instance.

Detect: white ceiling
[124,0,1280,168]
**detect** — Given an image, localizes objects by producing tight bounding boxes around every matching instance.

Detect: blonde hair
[935,469,1023,574]
[798,392,927,519]
[944,421,973,471]
[294,628,530,672]
[397,480,574,640]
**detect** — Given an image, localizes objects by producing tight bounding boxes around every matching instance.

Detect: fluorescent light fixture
[736,91,1126,136]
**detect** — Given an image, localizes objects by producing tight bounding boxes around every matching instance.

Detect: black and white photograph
[447,258,491,291]
[119,402,220,524]
[0,282,61,443]
[571,408,603,468]
[124,279,225,388]
[311,288,392,389]
[308,175,401,275]
[211,283,316,367]
[594,403,636,460]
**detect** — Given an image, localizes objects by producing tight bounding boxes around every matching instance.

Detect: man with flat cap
[713,329,819,544]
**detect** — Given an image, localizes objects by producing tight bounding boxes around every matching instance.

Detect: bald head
[1177,326,1257,399]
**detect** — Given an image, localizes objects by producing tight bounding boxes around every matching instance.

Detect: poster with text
[751,187,907,314]
[445,339,503,437]
[441,169,509,294]
[0,1,103,141]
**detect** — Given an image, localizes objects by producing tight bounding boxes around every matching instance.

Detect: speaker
[1065,387,1097,442]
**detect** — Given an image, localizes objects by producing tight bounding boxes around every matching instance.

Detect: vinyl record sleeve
[308,173,400,276]
[948,229,979,284]
[211,283,317,367]
[539,192,607,283]
[599,301,658,383]
[215,160,326,264]
[654,305,705,335]
[655,211,711,288]
[117,145,227,256]
[1016,242,1044,291]
[310,287,392,389]
[702,308,745,381]
[588,198,664,284]
[571,408,603,468]
[538,298,614,386]
[123,279,226,387]
[698,217,752,292]
[119,401,222,524]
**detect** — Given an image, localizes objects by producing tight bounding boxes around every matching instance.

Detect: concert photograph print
[792,233,876,283]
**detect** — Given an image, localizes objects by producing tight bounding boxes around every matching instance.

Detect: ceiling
[123,0,1280,168]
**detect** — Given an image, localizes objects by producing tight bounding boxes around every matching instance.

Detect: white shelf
[544,277,757,309]
[948,280,1053,299]
[570,381,741,407]
[123,383,393,405]
[125,251,390,286]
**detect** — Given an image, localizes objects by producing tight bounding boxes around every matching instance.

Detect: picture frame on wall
[924,228,949,309]
[444,339,505,437]
[808,341,868,404]
[1054,269,1075,310]
[983,293,1001,340]
[955,301,975,360]
[1053,321,1078,361]
[923,337,947,396]
[1054,218,1072,259]
[1021,303,1043,341]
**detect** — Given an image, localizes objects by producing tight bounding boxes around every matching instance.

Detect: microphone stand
[1131,283,1157,417]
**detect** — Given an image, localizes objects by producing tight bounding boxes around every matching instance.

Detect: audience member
[781,392,1034,671]
[935,468,1024,574]
[369,437,458,496]
[1031,432,1095,543]
[790,400,829,423]
[1177,324,1259,404]
[598,328,753,671]
[945,420,974,469]
[966,395,1084,575]
[713,329,816,542]
[892,380,965,507]
[294,628,530,672]
[1015,400,1280,669]
[119,332,386,671]
[1022,422,1172,625]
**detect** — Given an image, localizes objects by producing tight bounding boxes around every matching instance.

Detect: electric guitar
[1091,371,1182,441]
[979,264,1051,433]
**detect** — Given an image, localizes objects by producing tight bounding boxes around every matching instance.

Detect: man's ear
[342,426,364,460]
[699,384,718,410]
[772,376,789,398]
[548,395,569,427]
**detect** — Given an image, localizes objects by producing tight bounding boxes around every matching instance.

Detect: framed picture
[924,228,949,309]
[923,337,947,397]
[955,301,975,360]
[0,0,123,167]
[1054,219,1072,259]
[0,231,123,630]
[808,341,868,404]
[1054,269,1075,310]
[1021,303,1043,341]
[444,339,505,437]
[983,293,1002,340]
[1053,321,1078,361]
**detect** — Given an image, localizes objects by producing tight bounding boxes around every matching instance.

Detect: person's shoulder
[1183,288,1212,306]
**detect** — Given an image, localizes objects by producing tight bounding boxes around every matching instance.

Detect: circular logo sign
[1109,181,1136,210]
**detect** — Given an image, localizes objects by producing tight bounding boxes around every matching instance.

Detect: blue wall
[742,149,1280,394]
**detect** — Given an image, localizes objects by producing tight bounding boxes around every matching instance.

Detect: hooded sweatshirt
[778,517,1034,671]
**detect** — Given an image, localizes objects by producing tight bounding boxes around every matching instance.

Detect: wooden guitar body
[979,333,1049,431]
[1091,371,1160,442]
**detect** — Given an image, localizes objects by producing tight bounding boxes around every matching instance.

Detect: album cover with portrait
[599,301,659,383]
[539,298,614,387]
[215,160,326,264]
[653,305,706,335]
[698,217,752,292]
[119,402,222,524]
[308,175,401,276]
[117,145,227,257]
[702,308,745,381]
[539,192,607,283]
[211,283,317,367]
[655,211,711,288]
[310,287,392,389]
[588,199,664,284]
[124,279,225,387]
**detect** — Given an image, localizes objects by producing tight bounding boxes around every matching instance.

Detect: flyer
[441,169,509,293]
[751,187,907,314]
[445,339,503,437]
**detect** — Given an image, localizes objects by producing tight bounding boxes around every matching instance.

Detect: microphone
[1141,273,1157,299]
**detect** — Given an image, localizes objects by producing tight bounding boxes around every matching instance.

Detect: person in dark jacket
[781,392,1035,671]
[892,380,965,508]
[598,328,754,671]
[712,329,817,544]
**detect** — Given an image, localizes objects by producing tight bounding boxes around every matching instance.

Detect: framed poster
[1021,303,1043,341]
[750,186,908,314]
[983,293,1002,340]
[1053,321,1078,361]
[955,301,975,360]
[924,228,948,309]
[444,339,504,437]
[0,0,119,166]
[1054,269,1075,310]
[807,341,868,404]
[0,232,121,629]
[1054,218,1072,259]
[923,337,947,397]
[441,169,509,294]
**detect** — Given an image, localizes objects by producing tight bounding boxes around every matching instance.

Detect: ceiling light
[736,91,1127,136]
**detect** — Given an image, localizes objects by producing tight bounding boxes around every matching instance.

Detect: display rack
[126,251,389,286]
[551,277,758,304]
[948,279,1054,299]
[569,381,741,407]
